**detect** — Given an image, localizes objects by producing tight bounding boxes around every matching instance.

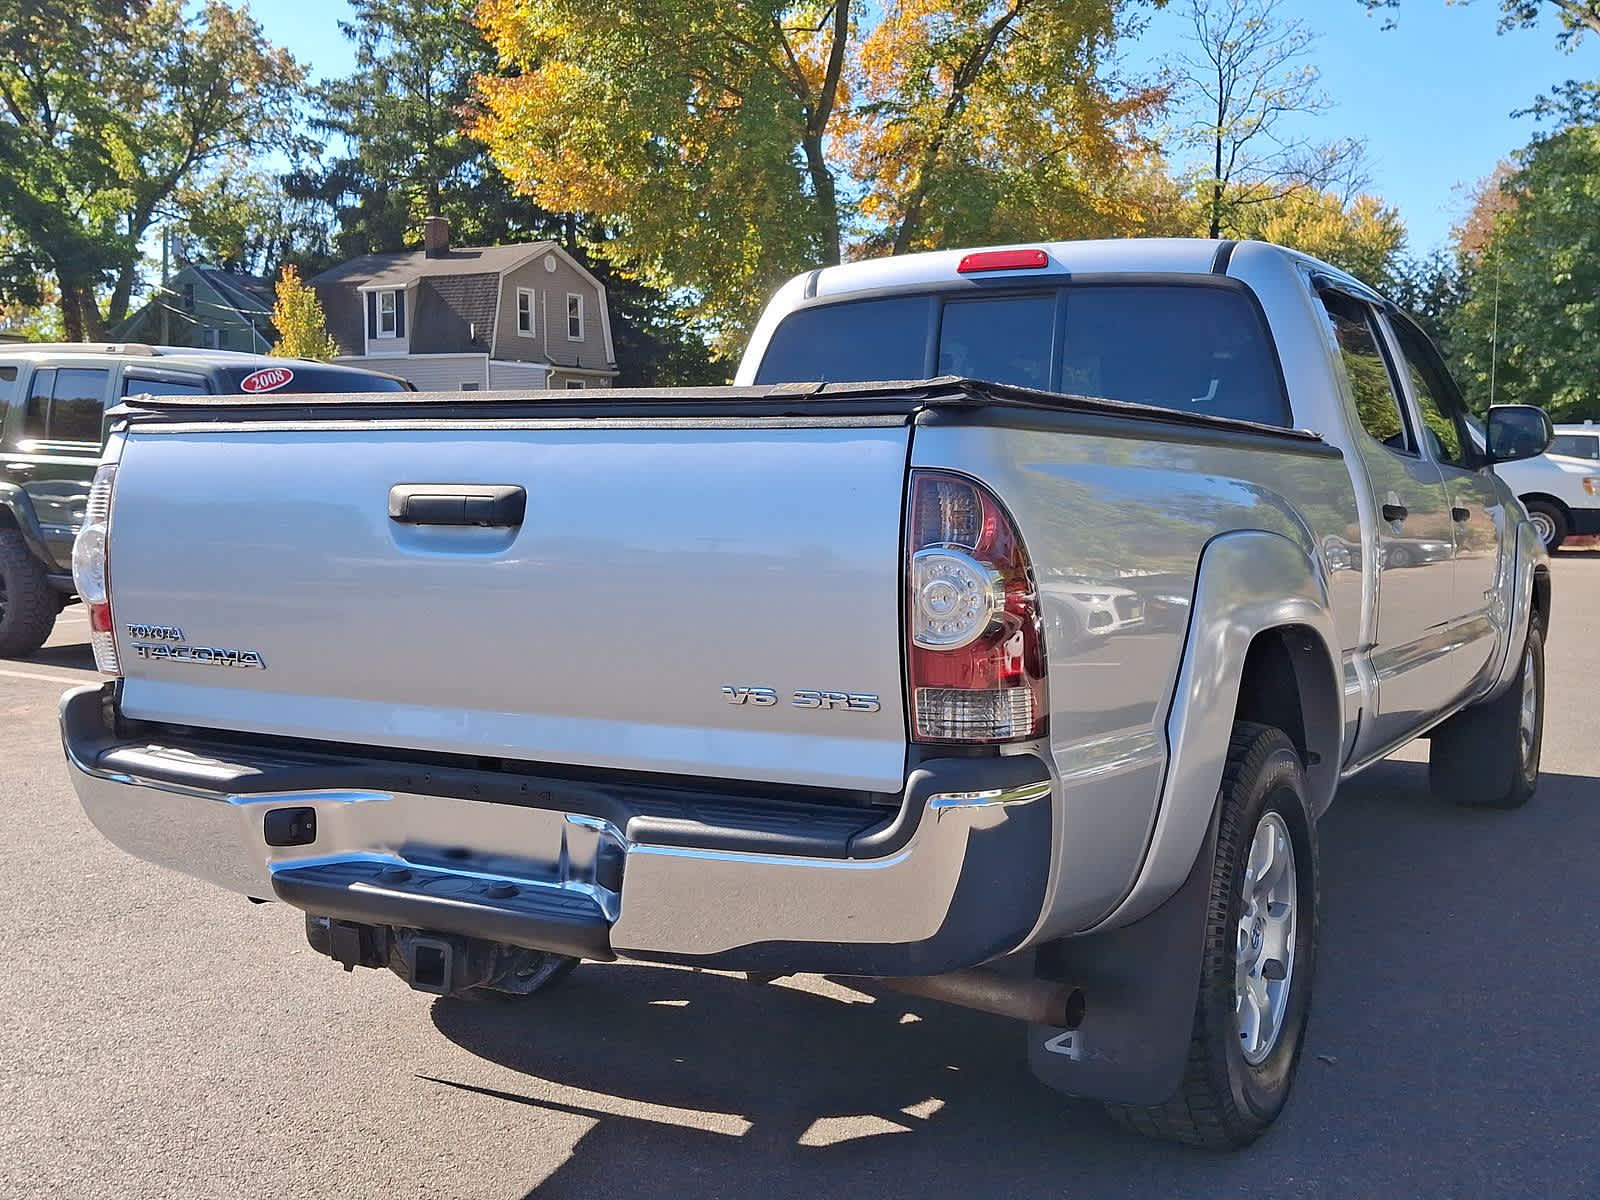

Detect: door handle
[1452,506,1471,522]
[388,484,526,527]
[1381,503,1408,523]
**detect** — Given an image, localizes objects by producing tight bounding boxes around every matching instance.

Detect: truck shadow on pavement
[430,758,1600,1199]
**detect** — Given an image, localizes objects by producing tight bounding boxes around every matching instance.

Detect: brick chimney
[423,215,450,259]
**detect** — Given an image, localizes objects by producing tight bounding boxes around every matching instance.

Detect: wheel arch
[1233,624,1342,814]
[1518,491,1572,521]
[1088,529,1345,934]
[0,485,52,564]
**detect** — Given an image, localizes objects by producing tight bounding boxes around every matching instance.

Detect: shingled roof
[309,241,558,357]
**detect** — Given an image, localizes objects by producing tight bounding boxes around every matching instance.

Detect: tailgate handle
[388,484,526,528]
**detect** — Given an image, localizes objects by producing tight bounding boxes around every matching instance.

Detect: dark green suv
[0,344,411,655]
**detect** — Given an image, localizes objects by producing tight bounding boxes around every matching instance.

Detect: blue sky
[248,0,1597,255]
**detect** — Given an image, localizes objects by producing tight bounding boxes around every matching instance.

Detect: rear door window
[1318,291,1414,454]
[753,296,934,385]
[48,368,111,442]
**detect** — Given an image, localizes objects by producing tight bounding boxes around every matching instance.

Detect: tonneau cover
[112,375,1333,448]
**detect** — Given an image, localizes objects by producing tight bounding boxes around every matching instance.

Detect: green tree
[1389,247,1467,356]
[288,0,567,258]
[270,266,340,361]
[0,0,300,340]
[295,0,719,383]
[1446,123,1600,419]
[1230,188,1407,286]
[1360,1,1600,48]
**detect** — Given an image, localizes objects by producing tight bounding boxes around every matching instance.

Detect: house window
[459,382,481,391]
[201,327,222,349]
[181,283,195,312]
[517,288,536,337]
[565,380,586,390]
[567,293,584,341]
[377,290,398,337]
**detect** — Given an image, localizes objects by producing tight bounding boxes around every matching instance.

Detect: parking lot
[2,557,1598,1200]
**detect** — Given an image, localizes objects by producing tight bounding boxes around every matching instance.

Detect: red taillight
[72,463,120,676]
[906,471,1046,743]
[956,248,1049,274]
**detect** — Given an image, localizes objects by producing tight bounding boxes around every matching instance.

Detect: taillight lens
[72,464,120,676]
[906,471,1046,742]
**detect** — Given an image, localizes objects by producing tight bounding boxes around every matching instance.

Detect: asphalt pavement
[3,561,1598,1199]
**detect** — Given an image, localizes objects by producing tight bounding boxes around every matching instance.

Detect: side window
[1388,315,1474,468]
[938,295,1055,390]
[1318,291,1413,454]
[24,367,54,440]
[1551,434,1600,461]
[50,368,111,443]
[0,365,16,430]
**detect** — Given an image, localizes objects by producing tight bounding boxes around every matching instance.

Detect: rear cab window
[753,283,1290,426]
[212,365,412,394]
[123,372,210,398]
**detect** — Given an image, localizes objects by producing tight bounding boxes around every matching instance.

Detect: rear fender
[1095,529,1342,934]
[0,484,52,566]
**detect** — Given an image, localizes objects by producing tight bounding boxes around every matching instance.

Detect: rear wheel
[0,530,58,657]
[1429,623,1543,809]
[1524,500,1567,553]
[1107,723,1318,1148]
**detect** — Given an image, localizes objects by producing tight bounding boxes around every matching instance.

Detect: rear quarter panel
[911,418,1361,934]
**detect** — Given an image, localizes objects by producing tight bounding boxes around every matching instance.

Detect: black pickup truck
[0,344,411,655]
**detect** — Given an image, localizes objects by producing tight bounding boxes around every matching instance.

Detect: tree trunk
[890,2,1023,255]
[76,287,108,341]
[56,278,83,342]
[107,262,138,328]
[804,132,842,266]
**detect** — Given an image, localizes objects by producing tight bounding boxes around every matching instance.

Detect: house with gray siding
[308,219,617,391]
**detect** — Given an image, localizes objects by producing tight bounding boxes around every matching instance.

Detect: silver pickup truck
[63,239,1553,1148]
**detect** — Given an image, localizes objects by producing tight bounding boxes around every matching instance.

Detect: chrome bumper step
[272,859,614,961]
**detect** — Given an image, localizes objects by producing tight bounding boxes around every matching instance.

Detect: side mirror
[1486,404,1554,464]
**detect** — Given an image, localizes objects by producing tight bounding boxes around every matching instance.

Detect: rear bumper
[62,686,1055,976]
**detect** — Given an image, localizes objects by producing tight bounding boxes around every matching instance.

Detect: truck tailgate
[108,420,911,791]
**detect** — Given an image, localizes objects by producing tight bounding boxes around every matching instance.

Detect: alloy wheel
[1235,810,1298,1066]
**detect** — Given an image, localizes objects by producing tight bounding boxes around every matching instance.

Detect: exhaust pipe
[848,968,1086,1029]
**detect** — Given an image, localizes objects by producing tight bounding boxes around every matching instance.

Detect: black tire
[0,529,58,657]
[1429,623,1544,809]
[1107,723,1318,1149]
[1524,500,1567,553]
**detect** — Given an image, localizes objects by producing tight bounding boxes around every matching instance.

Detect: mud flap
[1026,813,1218,1106]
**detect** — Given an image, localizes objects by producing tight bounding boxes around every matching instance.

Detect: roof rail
[0,341,160,356]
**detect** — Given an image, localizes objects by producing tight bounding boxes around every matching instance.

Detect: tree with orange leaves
[472,1,1172,343]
